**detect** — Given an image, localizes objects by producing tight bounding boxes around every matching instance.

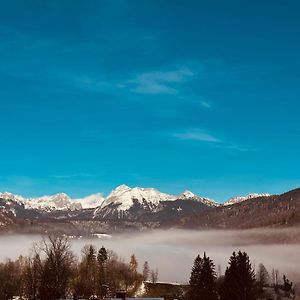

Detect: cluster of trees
[0,235,155,300]
[0,235,296,300]
[188,251,295,300]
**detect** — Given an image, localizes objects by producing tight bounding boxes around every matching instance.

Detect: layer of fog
[1,228,300,283]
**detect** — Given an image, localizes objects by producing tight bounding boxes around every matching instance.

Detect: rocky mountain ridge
[2,185,296,235]
[0,185,220,212]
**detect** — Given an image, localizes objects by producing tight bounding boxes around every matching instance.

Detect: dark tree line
[0,235,144,300]
[0,236,296,300]
[188,251,294,300]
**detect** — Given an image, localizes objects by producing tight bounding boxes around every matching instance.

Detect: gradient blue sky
[1,0,300,202]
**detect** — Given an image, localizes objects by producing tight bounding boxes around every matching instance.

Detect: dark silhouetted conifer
[220,251,256,300]
[189,253,217,300]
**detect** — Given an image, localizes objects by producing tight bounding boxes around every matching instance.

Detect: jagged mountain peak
[0,191,103,211]
[104,185,176,211]
[0,186,272,215]
[0,192,25,201]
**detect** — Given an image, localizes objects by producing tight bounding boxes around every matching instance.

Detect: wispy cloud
[172,128,252,152]
[200,101,211,108]
[173,129,220,143]
[130,67,194,95]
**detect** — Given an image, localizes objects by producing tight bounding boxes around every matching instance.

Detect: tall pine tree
[220,251,256,300]
[97,246,108,297]
[189,253,217,300]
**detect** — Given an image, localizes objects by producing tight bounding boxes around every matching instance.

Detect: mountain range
[1,184,298,235]
[0,185,262,212]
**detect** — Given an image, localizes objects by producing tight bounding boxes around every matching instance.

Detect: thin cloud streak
[130,67,195,95]
[173,129,221,143]
[172,129,251,152]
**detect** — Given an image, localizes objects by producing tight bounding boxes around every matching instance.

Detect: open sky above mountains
[0,1,300,201]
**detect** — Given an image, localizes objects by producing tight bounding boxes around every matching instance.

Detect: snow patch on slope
[178,190,218,207]
[224,193,270,206]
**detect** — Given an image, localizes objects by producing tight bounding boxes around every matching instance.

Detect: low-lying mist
[1,228,300,283]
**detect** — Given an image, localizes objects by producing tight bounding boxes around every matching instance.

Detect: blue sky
[0,0,300,202]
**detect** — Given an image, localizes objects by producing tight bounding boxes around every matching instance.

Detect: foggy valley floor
[1,227,300,283]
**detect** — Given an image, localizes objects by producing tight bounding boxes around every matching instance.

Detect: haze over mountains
[0,184,299,235]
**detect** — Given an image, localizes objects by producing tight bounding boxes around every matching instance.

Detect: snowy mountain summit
[0,192,104,211]
[224,193,270,205]
[178,190,219,207]
[103,185,176,211]
[0,186,269,213]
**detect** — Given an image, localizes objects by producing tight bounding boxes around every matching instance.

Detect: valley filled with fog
[1,228,300,283]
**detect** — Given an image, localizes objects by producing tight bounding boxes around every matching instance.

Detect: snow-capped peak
[177,190,219,207]
[178,190,196,199]
[224,193,270,206]
[25,193,81,211]
[107,184,132,198]
[0,192,104,211]
[104,185,176,211]
[0,192,25,202]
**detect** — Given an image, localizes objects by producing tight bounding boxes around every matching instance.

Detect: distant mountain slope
[0,198,24,229]
[181,188,300,229]
[0,209,15,228]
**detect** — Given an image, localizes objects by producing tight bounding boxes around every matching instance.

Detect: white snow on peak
[73,193,105,209]
[178,190,219,207]
[103,186,219,211]
[224,193,270,206]
[24,193,81,211]
[0,192,105,211]
[178,190,196,199]
[104,185,176,211]
[107,184,131,198]
[5,184,268,212]
[0,192,25,202]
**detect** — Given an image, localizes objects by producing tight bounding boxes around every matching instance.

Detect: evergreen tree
[82,245,97,297]
[97,246,108,297]
[189,255,203,292]
[220,251,256,300]
[199,253,218,300]
[188,253,217,300]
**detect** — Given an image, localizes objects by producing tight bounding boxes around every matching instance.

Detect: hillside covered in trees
[180,188,300,229]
